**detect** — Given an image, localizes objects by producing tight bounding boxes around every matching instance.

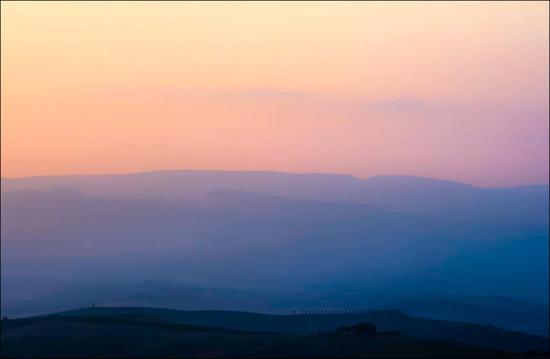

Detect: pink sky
[1,1,548,186]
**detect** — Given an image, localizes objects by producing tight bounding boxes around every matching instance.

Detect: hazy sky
[1,1,548,186]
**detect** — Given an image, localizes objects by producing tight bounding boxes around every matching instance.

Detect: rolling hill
[2,307,548,358]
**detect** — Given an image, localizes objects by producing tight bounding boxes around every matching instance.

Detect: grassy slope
[2,306,547,356]
[58,306,549,351]
[1,313,510,358]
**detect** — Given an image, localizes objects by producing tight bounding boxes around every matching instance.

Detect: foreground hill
[3,276,547,337]
[385,294,549,337]
[50,307,550,351]
[2,307,548,358]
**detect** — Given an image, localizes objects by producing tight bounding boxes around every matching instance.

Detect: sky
[1,1,548,187]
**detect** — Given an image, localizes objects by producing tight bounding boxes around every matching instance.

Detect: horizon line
[1,168,549,190]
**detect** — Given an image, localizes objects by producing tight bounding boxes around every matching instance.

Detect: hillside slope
[59,307,549,352]
[2,307,548,358]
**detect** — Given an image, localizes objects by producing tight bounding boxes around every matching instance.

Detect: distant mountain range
[2,170,548,225]
[2,170,548,340]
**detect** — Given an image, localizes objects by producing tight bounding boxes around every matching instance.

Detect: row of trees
[292,309,370,315]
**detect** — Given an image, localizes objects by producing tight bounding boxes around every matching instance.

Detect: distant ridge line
[2,168,548,189]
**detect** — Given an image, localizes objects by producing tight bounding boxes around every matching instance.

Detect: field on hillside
[2,307,548,358]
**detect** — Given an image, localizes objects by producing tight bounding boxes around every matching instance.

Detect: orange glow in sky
[1,1,548,186]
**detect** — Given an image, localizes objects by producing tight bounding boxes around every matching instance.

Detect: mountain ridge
[2,169,548,190]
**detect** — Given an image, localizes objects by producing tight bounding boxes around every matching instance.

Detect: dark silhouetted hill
[1,307,548,358]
